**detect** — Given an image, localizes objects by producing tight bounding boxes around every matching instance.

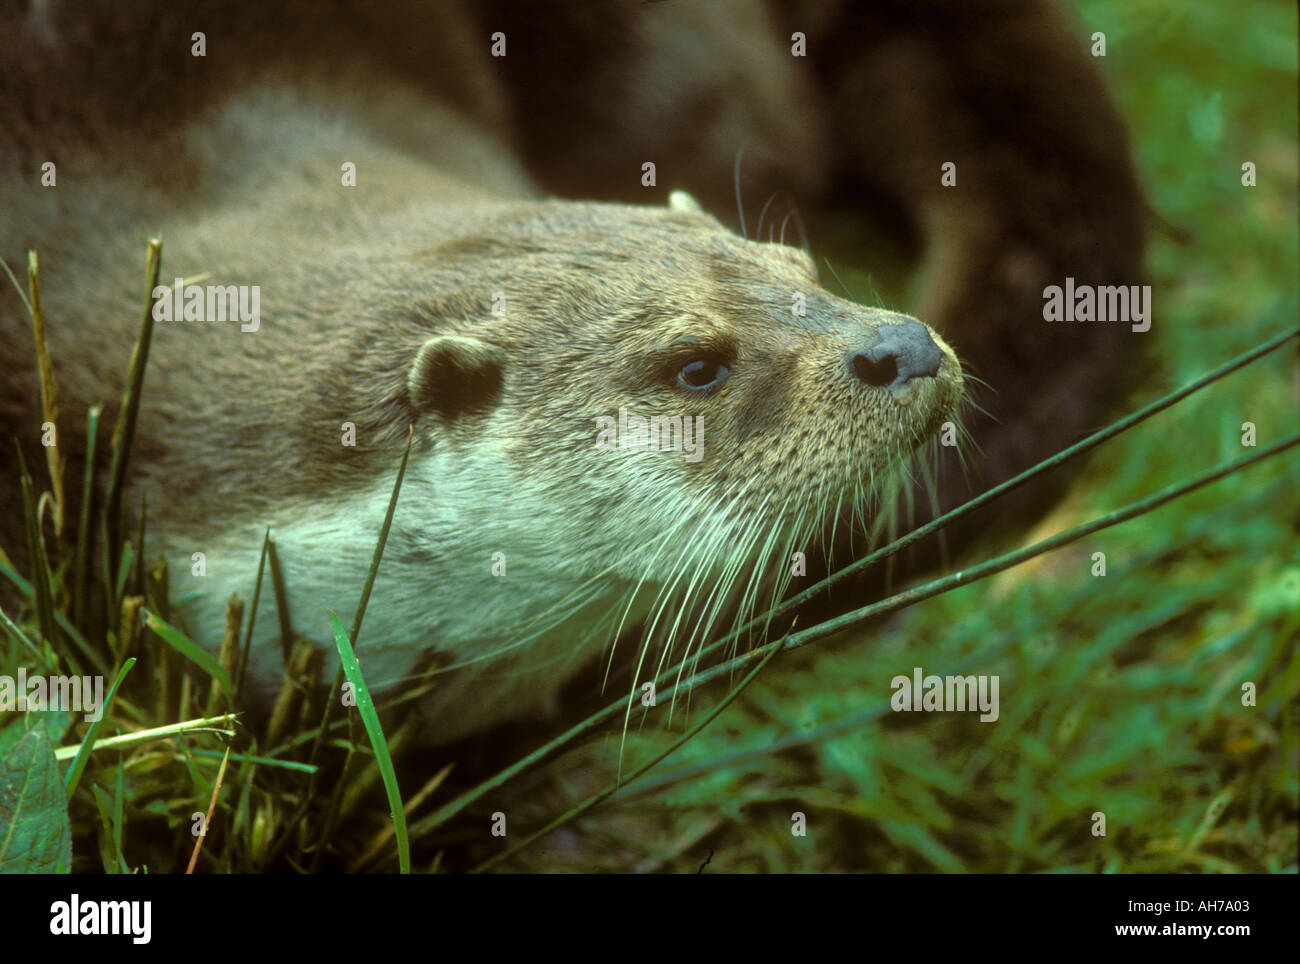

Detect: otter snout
[848,321,945,393]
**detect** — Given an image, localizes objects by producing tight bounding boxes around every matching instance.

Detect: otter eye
[677,358,729,391]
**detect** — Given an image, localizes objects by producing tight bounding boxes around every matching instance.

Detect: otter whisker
[755,191,780,241]
[648,481,759,674]
[598,473,759,683]
[733,144,749,239]
[633,478,770,724]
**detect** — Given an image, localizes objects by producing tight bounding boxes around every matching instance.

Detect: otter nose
[849,321,944,391]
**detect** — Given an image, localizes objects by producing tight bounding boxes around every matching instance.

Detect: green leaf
[330,611,409,874]
[0,711,73,758]
[0,728,72,873]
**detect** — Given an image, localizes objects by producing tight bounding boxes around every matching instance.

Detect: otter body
[1,0,1140,741]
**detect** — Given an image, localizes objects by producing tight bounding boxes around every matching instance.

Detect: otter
[0,0,1141,741]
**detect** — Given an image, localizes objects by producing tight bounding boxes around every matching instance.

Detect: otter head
[379,192,962,666]
[140,189,962,738]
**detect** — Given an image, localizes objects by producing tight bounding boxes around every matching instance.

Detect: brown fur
[1,0,1145,536]
[0,0,1143,731]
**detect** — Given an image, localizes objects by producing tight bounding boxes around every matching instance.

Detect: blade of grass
[113,755,126,872]
[90,760,129,874]
[186,746,231,874]
[263,429,412,868]
[267,537,294,668]
[348,762,453,872]
[142,609,233,703]
[187,748,316,774]
[209,594,243,716]
[73,405,101,631]
[15,443,62,657]
[330,611,409,874]
[91,786,121,873]
[223,754,256,871]
[113,540,133,607]
[99,512,113,635]
[52,714,237,760]
[0,255,32,313]
[347,426,414,651]
[319,426,413,747]
[27,250,66,553]
[235,527,271,698]
[0,605,50,669]
[132,490,147,599]
[296,426,414,871]
[63,657,135,799]
[102,236,162,589]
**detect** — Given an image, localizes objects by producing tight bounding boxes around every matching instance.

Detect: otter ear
[668,189,704,214]
[408,334,505,418]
